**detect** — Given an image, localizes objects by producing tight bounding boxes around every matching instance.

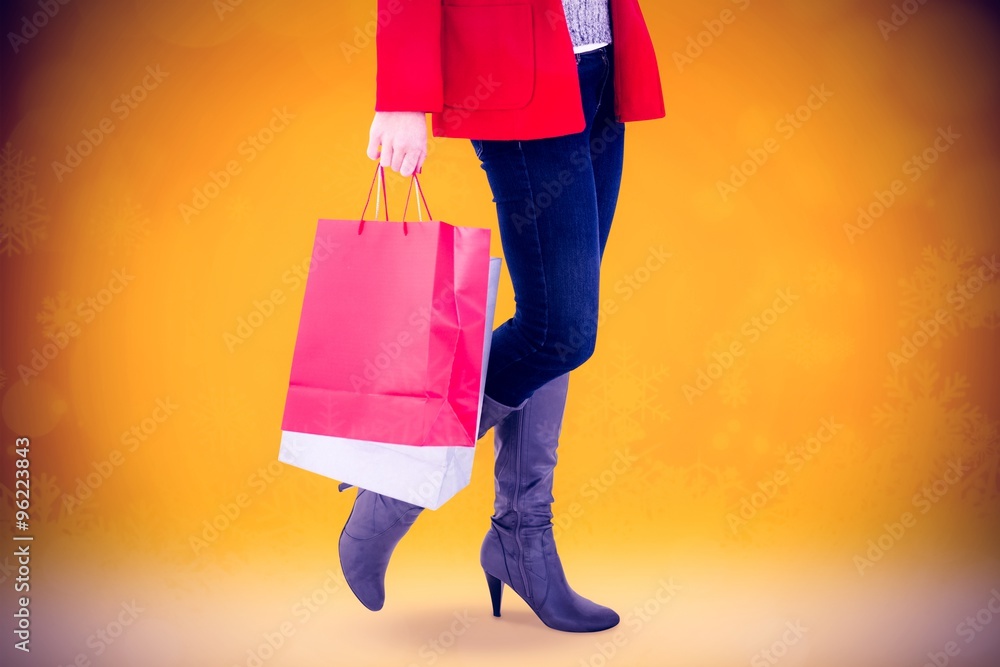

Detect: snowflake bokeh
[575,341,670,443]
[90,196,151,255]
[899,239,999,336]
[36,291,81,337]
[0,141,49,255]
[873,362,981,484]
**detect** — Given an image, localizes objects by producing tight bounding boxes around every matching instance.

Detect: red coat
[374,0,665,140]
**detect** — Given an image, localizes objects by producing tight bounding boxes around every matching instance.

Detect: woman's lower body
[339,45,625,631]
[473,44,625,410]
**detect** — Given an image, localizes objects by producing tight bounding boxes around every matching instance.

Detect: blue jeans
[471,45,625,408]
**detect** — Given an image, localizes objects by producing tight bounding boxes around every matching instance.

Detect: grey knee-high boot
[480,371,620,632]
[338,390,528,611]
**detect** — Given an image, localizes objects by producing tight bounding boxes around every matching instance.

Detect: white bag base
[278,430,475,510]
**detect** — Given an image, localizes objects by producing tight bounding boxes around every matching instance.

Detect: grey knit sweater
[562,0,612,49]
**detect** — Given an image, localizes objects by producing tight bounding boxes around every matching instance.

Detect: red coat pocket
[442,3,536,110]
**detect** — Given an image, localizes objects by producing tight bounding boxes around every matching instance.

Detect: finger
[399,151,419,178]
[379,143,394,171]
[366,131,381,160]
[390,147,407,174]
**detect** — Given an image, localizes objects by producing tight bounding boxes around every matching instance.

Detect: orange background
[1,1,999,666]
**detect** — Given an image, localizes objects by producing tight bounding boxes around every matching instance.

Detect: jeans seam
[485,142,550,390]
[594,52,610,117]
[514,141,548,348]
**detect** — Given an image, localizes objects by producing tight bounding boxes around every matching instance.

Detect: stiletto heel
[479,373,620,632]
[485,571,503,617]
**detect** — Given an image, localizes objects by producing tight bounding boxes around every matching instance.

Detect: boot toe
[563,601,620,632]
[338,532,386,611]
[590,605,620,632]
[337,490,423,612]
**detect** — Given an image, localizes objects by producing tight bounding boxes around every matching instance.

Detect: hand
[366,111,427,177]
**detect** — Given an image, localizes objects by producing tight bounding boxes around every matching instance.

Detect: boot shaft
[491,372,571,525]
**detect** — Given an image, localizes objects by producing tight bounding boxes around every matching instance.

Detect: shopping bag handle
[358,165,432,235]
[401,174,433,222]
[358,163,390,232]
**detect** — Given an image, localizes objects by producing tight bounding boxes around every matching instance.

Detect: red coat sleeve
[375,0,443,112]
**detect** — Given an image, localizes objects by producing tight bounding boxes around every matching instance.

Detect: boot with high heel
[480,371,620,632]
[338,390,527,611]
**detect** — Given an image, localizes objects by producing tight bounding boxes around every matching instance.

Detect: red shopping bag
[278,166,501,508]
